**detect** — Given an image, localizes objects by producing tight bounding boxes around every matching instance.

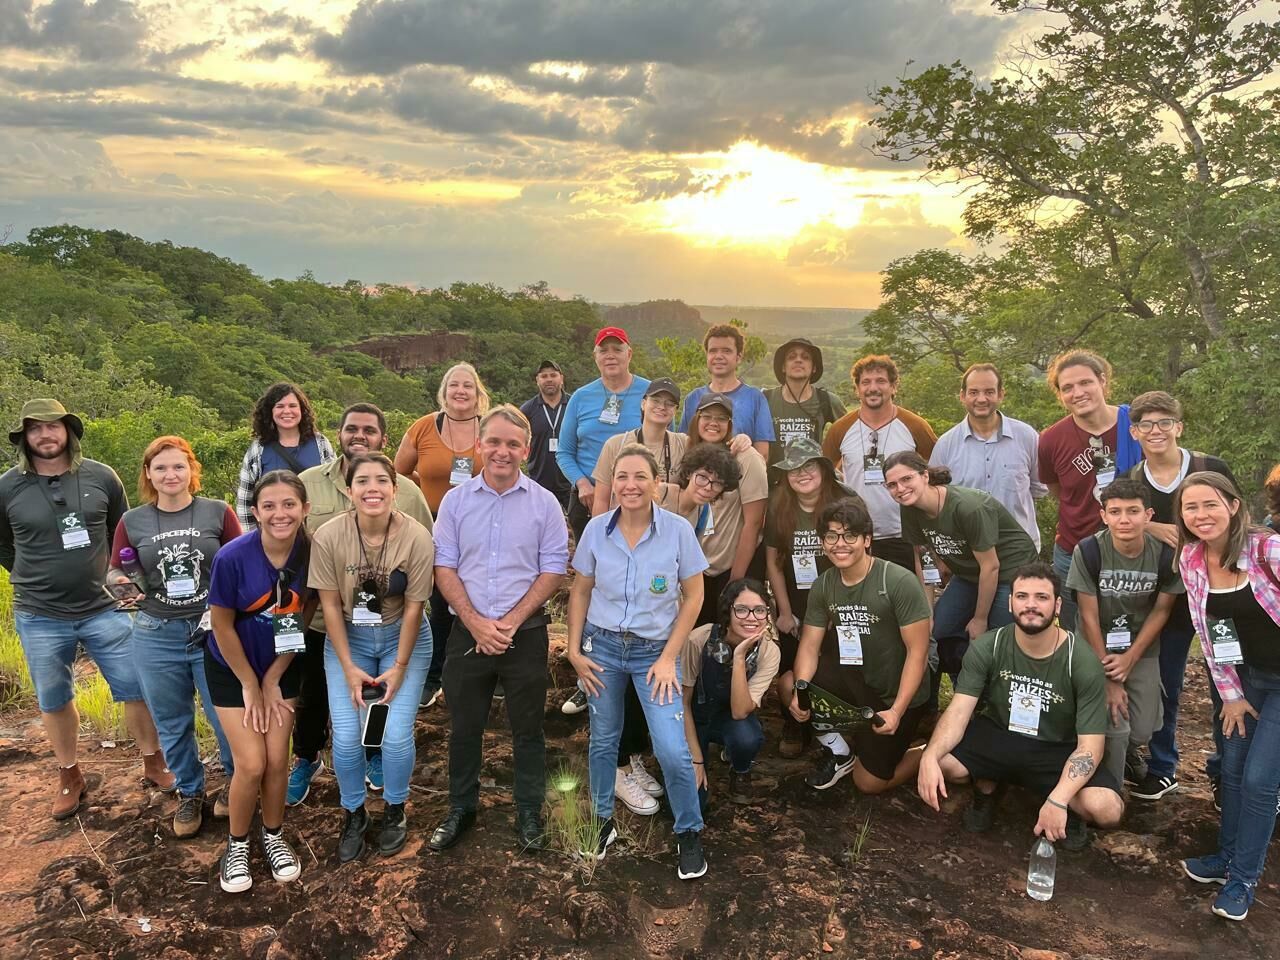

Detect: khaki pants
[1102,654,1164,787]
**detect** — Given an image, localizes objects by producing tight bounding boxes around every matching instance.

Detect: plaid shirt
[1180,531,1280,703]
[235,435,335,529]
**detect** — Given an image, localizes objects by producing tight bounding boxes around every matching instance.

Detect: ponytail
[882,450,949,485]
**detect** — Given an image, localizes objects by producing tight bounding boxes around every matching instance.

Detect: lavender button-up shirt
[433,471,569,619]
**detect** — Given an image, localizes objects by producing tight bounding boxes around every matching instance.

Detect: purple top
[433,470,569,619]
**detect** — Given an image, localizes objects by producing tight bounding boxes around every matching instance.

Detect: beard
[28,439,68,461]
[1014,610,1056,635]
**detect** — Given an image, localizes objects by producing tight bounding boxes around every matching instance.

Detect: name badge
[352,587,382,625]
[160,556,197,599]
[792,553,818,589]
[703,504,715,537]
[273,611,306,654]
[1093,449,1117,489]
[548,437,559,452]
[1208,617,1244,665]
[1009,690,1043,736]
[863,455,885,485]
[449,455,474,486]
[1105,615,1131,651]
[198,609,213,632]
[59,512,91,550]
[920,550,942,585]
[599,394,622,425]
[837,625,863,665]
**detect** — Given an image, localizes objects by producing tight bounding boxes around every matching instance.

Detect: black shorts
[951,714,1122,797]
[810,655,933,781]
[203,646,303,709]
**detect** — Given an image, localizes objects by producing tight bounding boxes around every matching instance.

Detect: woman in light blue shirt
[568,444,709,881]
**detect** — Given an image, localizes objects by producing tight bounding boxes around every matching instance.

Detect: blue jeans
[933,577,1013,680]
[583,623,702,833]
[1217,665,1280,888]
[15,607,142,712]
[1146,619,1218,779]
[1052,543,1078,634]
[324,619,431,809]
[131,612,233,795]
[695,711,764,774]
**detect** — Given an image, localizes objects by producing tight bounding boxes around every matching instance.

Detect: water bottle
[118,547,144,586]
[1027,836,1056,901]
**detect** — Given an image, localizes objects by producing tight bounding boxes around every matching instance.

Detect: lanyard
[543,402,564,435]
[355,513,391,585]
[634,429,673,481]
[32,470,83,519]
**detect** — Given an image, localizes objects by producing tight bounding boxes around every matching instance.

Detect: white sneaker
[629,755,665,798]
[615,768,659,815]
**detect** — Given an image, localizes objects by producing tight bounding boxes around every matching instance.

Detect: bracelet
[691,760,705,766]
[1046,797,1069,811]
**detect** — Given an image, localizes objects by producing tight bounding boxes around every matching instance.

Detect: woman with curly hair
[236,383,335,529]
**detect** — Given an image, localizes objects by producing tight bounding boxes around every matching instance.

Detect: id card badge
[1209,618,1244,665]
[1105,615,1131,652]
[920,550,942,585]
[449,455,474,486]
[599,394,622,425]
[1093,449,1117,488]
[792,553,818,590]
[352,588,382,626]
[198,609,213,632]
[703,504,715,537]
[548,437,559,452]
[160,557,197,599]
[273,611,306,654]
[1009,691,1043,736]
[59,512,91,550]
[837,625,864,665]
[863,455,885,485]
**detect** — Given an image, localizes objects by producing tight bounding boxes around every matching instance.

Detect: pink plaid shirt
[1180,531,1280,703]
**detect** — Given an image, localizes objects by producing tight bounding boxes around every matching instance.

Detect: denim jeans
[1145,618,1209,779]
[130,612,233,794]
[1217,664,1280,888]
[934,577,1013,678]
[583,623,702,833]
[1052,543,1078,634]
[695,712,764,774]
[324,619,431,809]
[15,607,142,712]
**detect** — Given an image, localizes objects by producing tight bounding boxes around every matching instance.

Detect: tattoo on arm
[1067,752,1096,781]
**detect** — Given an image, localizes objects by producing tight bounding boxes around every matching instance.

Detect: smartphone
[362,700,389,748]
[103,582,144,603]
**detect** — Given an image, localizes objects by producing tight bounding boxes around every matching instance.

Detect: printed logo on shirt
[998,670,1066,711]
[775,416,816,444]
[650,575,668,595]
[1070,449,1094,476]
[831,603,880,630]
[1096,568,1159,596]
[927,532,966,557]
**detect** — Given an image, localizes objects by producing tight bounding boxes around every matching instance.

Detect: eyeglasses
[791,460,821,476]
[360,577,384,614]
[700,414,731,425]
[691,472,725,493]
[732,604,770,620]
[822,531,862,546]
[645,397,676,410]
[1134,418,1180,434]
[48,477,66,508]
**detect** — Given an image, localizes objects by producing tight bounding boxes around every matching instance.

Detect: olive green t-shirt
[803,559,932,709]
[1065,529,1184,659]
[900,484,1038,583]
[956,626,1108,743]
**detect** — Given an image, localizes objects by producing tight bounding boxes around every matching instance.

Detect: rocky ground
[1,633,1277,959]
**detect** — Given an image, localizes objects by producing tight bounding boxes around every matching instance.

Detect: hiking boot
[729,768,754,803]
[378,802,407,856]
[337,807,370,863]
[260,826,301,882]
[219,835,252,893]
[213,790,230,819]
[615,768,659,815]
[778,716,808,759]
[805,747,854,790]
[629,755,664,798]
[174,792,204,839]
[963,785,1003,833]
[142,753,177,793]
[581,817,617,860]
[1063,811,1090,851]
[286,756,323,806]
[1131,772,1179,801]
[676,830,708,880]
[561,688,588,715]
[52,764,87,821]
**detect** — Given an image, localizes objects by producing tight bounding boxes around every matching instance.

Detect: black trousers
[872,536,916,573]
[618,684,650,765]
[426,586,456,690]
[442,619,548,813]
[568,490,591,545]
[293,628,330,761]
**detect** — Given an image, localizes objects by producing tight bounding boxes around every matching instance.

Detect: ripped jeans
[582,622,702,833]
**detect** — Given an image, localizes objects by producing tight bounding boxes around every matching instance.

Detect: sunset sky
[0,1,1027,306]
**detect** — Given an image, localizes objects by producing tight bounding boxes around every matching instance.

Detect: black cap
[644,378,681,403]
[773,338,824,384]
[534,360,562,378]
[695,392,734,415]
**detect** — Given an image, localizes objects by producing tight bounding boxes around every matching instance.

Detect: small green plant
[76,671,128,739]
[848,810,874,865]
[195,696,220,761]
[0,571,35,707]
[546,758,604,877]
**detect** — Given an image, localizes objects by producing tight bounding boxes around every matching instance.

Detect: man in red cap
[556,327,650,542]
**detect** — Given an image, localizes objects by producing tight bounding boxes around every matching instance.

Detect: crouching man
[917,562,1124,850]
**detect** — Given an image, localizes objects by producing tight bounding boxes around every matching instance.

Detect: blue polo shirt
[679,382,776,443]
[555,376,650,487]
[573,505,709,640]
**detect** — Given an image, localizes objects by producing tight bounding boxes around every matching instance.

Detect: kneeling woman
[205,470,311,893]
[568,445,709,880]
[682,578,780,804]
[311,453,434,862]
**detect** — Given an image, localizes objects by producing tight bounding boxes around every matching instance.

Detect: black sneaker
[1123,752,1148,785]
[580,817,617,860]
[676,830,707,880]
[1131,772,1179,801]
[1063,812,1090,851]
[963,785,1003,833]
[219,835,252,893]
[805,748,854,790]
[260,826,301,882]
[338,807,369,863]
[378,802,408,856]
[561,688,588,715]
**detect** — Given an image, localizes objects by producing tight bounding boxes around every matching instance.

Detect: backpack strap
[1257,535,1280,593]
[1079,535,1102,585]
[816,387,835,426]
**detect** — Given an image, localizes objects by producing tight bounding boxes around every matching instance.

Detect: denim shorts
[14,607,143,712]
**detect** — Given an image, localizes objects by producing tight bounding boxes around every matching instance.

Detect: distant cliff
[319,332,473,374]
[600,299,707,347]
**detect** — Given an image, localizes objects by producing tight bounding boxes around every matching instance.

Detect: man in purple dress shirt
[428,405,570,852]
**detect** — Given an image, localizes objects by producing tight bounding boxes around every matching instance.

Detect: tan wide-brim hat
[8,399,84,445]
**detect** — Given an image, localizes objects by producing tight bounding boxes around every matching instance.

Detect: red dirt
[1,636,1277,959]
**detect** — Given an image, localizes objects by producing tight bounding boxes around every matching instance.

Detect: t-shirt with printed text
[899,484,1038,584]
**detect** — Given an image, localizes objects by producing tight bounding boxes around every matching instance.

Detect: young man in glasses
[289,403,435,806]
[823,355,937,572]
[0,399,172,819]
[1122,391,1237,803]
[788,498,932,794]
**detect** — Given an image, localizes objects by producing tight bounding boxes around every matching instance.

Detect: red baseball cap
[594,326,630,347]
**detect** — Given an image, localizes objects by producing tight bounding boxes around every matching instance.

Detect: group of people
[2,323,1279,923]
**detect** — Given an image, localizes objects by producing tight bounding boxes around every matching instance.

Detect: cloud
[245,38,298,61]
[147,38,222,66]
[1,0,148,61]
[786,200,957,272]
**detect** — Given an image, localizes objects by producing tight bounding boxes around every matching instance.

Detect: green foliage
[651,319,769,398]
[0,570,35,708]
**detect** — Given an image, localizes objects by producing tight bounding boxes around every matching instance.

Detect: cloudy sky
[0,0,1023,306]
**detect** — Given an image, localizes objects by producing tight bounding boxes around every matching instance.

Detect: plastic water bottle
[1027,836,1056,901]
[119,547,144,586]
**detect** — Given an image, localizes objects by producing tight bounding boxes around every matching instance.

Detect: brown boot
[53,764,86,820]
[213,789,230,819]
[142,753,177,793]
[778,717,809,759]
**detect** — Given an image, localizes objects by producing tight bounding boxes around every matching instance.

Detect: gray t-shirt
[0,459,129,619]
[118,498,238,620]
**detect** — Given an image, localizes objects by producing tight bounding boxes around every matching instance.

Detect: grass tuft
[76,671,128,739]
[0,570,35,707]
